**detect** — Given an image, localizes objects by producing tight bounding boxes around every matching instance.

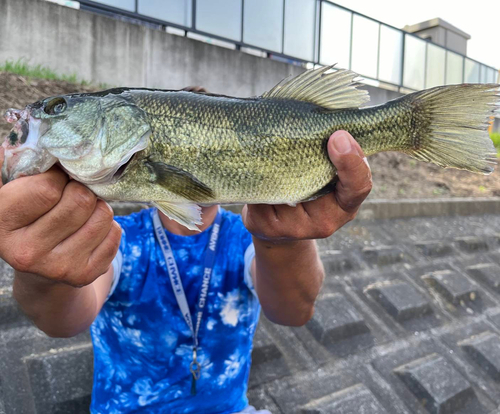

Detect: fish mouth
[1,108,56,184]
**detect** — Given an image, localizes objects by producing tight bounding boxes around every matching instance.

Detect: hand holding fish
[241,130,371,326]
[242,130,371,242]
[0,160,121,287]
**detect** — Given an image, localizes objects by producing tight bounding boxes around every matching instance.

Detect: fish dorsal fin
[262,65,370,110]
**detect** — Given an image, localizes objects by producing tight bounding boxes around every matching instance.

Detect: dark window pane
[93,0,135,11]
[426,43,445,87]
[378,25,402,85]
[283,0,315,61]
[196,0,242,41]
[243,0,283,52]
[351,14,379,79]
[479,65,487,83]
[446,51,463,84]
[403,34,426,90]
[319,2,351,69]
[138,0,192,27]
[489,68,498,83]
[464,58,480,83]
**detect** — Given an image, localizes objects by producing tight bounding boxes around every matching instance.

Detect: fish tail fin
[403,83,499,174]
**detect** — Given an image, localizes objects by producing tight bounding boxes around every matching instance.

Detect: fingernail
[362,157,370,169]
[332,131,354,154]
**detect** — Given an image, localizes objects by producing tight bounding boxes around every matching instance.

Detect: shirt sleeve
[105,219,127,302]
[243,243,257,297]
[107,249,123,300]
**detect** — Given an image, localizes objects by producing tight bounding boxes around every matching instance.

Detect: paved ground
[1,210,500,413]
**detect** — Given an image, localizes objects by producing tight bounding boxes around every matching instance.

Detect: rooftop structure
[404,18,471,55]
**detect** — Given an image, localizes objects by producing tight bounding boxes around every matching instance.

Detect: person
[0,129,372,413]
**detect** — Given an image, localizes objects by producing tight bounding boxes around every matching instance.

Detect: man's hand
[241,130,372,327]
[242,130,372,241]
[0,148,121,336]
[0,162,121,287]
[182,86,208,93]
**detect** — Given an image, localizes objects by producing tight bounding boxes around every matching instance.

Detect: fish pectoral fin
[153,201,203,232]
[261,65,370,110]
[145,161,215,202]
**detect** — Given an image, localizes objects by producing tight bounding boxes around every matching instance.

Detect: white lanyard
[152,208,222,395]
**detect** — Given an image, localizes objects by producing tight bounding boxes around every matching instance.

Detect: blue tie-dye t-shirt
[89,208,260,414]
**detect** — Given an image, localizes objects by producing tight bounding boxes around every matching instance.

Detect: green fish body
[2,66,499,229]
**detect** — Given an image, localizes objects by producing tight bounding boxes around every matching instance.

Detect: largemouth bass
[2,66,499,229]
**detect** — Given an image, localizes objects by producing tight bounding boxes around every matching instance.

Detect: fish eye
[44,97,67,115]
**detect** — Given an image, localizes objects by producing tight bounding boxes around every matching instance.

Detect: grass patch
[0,59,89,85]
[491,132,500,157]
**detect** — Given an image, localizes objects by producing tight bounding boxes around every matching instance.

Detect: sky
[332,0,500,69]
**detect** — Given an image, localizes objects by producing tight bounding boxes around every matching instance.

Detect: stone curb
[357,197,500,220]
[110,198,500,220]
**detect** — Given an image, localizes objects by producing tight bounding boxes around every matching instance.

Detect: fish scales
[119,91,418,204]
[128,91,336,204]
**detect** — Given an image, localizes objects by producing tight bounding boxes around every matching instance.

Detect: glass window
[378,25,402,85]
[138,0,192,27]
[479,65,487,83]
[446,51,463,84]
[403,34,426,90]
[487,68,494,83]
[243,0,282,52]
[283,0,316,61]
[351,15,379,79]
[489,68,499,83]
[425,43,445,88]
[196,0,242,41]
[93,0,135,11]
[464,59,480,83]
[319,2,351,70]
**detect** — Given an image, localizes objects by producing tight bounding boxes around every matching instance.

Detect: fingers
[327,130,372,214]
[56,200,115,258]
[182,86,208,93]
[26,181,97,251]
[299,193,345,238]
[242,204,276,240]
[46,200,117,286]
[243,203,317,241]
[0,166,69,231]
[87,220,122,283]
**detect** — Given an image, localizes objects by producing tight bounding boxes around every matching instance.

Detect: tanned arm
[0,149,121,337]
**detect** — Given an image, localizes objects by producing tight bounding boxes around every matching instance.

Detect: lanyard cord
[152,208,222,347]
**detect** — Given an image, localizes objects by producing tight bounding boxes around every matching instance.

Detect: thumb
[327,130,372,213]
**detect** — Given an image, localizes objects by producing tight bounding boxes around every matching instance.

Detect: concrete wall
[0,0,401,105]
[0,0,305,97]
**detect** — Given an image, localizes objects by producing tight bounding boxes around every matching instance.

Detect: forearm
[13,271,100,337]
[253,237,324,326]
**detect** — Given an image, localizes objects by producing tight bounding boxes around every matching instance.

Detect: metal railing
[77,0,499,92]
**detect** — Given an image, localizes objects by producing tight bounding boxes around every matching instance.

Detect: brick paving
[2,212,500,413]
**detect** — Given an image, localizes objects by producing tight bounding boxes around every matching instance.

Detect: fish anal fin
[262,65,370,110]
[154,201,202,231]
[145,161,215,202]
